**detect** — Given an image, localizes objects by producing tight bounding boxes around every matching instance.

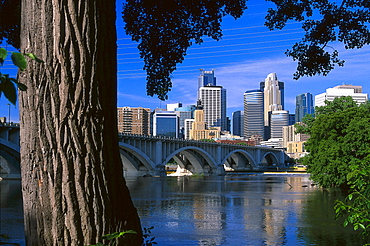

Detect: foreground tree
[297,97,370,237]
[18,1,143,245]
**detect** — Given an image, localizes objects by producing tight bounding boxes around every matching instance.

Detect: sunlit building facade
[117,107,151,135]
[198,85,227,131]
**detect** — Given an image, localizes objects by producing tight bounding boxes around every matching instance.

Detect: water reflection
[0,180,25,245]
[126,174,367,246]
[1,174,368,245]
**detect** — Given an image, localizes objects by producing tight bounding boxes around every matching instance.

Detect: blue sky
[1,0,370,122]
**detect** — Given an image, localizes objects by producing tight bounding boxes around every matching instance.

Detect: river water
[1,174,368,245]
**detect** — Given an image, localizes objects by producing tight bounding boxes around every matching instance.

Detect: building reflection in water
[126,174,365,245]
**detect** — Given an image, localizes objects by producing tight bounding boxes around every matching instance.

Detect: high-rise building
[184,119,195,140]
[232,111,244,137]
[315,85,368,107]
[243,89,264,139]
[198,69,216,89]
[295,93,314,122]
[117,107,151,135]
[289,114,296,126]
[270,110,289,139]
[198,85,227,131]
[153,111,179,138]
[260,73,284,126]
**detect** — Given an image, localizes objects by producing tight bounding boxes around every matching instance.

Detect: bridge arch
[119,142,156,176]
[163,146,218,174]
[0,143,20,178]
[222,149,257,170]
[260,152,279,167]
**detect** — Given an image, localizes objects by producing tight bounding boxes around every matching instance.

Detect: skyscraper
[153,111,179,138]
[117,107,151,135]
[198,69,216,89]
[260,73,284,127]
[232,111,244,137]
[243,89,264,139]
[295,93,314,122]
[270,110,289,139]
[198,84,227,131]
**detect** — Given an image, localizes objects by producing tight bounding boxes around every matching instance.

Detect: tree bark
[18,1,142,245]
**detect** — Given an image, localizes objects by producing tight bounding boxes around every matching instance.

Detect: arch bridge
[0,128,289,178]
[119,134,288,176]
[0,123,21,179]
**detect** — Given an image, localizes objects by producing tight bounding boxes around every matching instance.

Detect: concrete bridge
[0,126,289,178]
[119,134,288,176]
[0,123,21,179]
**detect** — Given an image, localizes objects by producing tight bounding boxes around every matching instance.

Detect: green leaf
[344,220,349,227]
[348,194,353,201]
[25,53,44,63]
[102,230,137,240]
[11,52,27,70]
[1,76,17,105]
[9,78,27,91]
[0,48,7,65]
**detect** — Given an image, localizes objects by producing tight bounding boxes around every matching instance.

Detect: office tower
[232,111,244,137]
[315,85,368,107]
[184,119,195,140]
[198,85,227,131]
[270,110,289,138]
[289,114,296,126]
[190,109,220,140]
[243,89,264,139]
[198,69,216,89]
[153,111,179,138]
[260,73,284,126]
[117,107,151,135]
[295,93,314,122]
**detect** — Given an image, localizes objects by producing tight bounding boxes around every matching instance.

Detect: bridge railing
[0,122,20,127]
[118,133,279,151]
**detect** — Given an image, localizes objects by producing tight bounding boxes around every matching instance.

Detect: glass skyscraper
[295,93,314,122]
[153,111,179,138]
[243,89,264,139]
[270,110,289,138]
[198,69,216,89]
[232,111,244,137]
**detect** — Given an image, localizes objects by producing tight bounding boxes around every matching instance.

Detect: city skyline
[1,0,370,122]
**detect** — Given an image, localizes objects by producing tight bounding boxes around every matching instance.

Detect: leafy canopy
[265,0,370,79]
[123,0,247,100]
[298,96,370,237]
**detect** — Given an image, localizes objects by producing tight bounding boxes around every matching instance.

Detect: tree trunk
[18,1,142,245]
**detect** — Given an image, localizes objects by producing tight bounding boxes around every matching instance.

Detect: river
[1,174,368,245]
